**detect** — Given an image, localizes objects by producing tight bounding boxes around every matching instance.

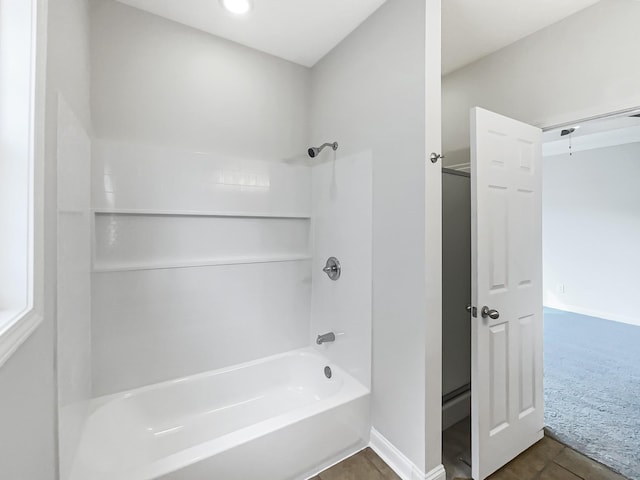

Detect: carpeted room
[543,121,640,479]
[544,308,640,479]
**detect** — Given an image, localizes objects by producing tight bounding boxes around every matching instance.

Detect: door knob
[481,306,500,320]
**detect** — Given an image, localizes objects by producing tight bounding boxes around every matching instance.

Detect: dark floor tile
[443,448,471,480]
[538,462,582,480]
[363,448,401,480]
[318,451,385,480]
[443,417,472,480]
[500,437,565,479]
[486,467,520,480]
[500,459,540,479]
[317,433,625,480]
[554,448,628,480]
[443,418,472,455]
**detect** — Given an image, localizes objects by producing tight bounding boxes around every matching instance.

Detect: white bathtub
[70,348,370,480]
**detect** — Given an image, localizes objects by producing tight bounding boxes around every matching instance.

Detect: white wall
[49,1,94,476]
[90,0,310,159]
[0,328,57,480]
[56,95,92,480]
[311,151,372,389]
[89,1,314,395]
[0,0,92,479]
[543,142,640,326]
[310,0,430,470]
[50,1,94,478]
[442,0,640,168]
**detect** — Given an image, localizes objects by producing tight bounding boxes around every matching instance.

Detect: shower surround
[71,2,374,477]
[90,140,314,395]
[83,139,372,479]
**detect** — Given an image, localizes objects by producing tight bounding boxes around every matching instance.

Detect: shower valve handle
[322,257,341,281]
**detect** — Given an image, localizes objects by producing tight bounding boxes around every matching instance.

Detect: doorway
[440,107,640,480]
[441,167,472,479]
[541,112,640,480]
[441,108,545,480]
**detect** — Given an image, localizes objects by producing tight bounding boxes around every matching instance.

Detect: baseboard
[423,464,446,480]
[442,390,470,430]
[369,428,446,480]
[544,301,640,327]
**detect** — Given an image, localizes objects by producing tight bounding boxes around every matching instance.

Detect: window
[0,0,45,366]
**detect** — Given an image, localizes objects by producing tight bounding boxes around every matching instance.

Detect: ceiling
[442,0,601,75]
[114,0,607,73]
[115,0,387,67]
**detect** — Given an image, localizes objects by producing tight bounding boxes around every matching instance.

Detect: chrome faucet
[316,332,336,345]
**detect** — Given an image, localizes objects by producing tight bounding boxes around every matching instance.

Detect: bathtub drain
[324,366,332,379]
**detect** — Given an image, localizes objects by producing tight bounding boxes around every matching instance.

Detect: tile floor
[484,435,627,480]
[310,447,400,480]
[315,420,628,480]
[442,417,628,480]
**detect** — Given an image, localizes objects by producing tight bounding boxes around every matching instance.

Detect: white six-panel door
[470,107,544,480]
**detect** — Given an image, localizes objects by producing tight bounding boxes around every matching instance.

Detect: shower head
[308,141,338,158]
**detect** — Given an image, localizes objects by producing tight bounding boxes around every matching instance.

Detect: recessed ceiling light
[220,0,252,15]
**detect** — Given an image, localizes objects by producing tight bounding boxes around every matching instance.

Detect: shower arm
[318,142,338,151]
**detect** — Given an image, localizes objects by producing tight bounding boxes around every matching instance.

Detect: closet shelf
[92,208,311,219]
[92,254,312,273]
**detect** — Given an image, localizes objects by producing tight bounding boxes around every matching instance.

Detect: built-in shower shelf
[58,209,88,215]
[92,208,311,219]
[92,254,312,273]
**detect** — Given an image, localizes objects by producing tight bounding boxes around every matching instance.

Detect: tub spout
[316,332,336,345]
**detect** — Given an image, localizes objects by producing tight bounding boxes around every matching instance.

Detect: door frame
[433,102,640,479]
[541,105,640,133]
[424,0,444,478]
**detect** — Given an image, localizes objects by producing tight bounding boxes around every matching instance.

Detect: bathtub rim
[74,346,370,480]
[90,346,361,410]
